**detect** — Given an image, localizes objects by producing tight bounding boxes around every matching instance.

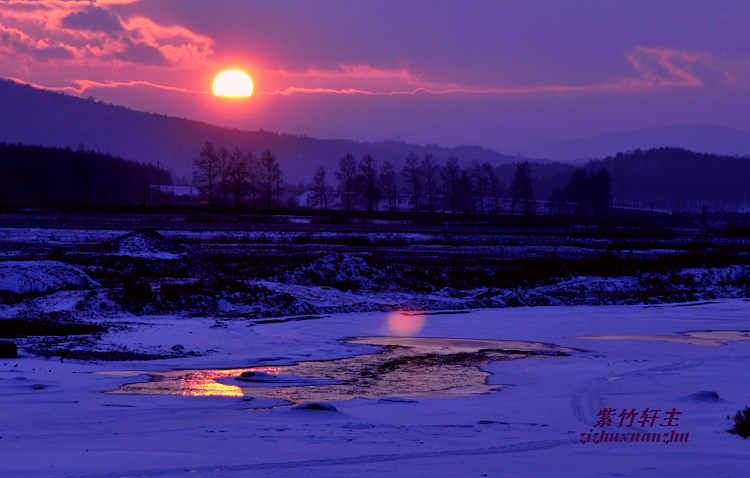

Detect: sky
[2,0,750,153]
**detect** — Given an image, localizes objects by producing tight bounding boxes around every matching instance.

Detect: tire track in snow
[569,357,711,426]
[63,438,576,477]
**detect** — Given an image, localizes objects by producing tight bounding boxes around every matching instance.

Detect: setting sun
[212,69,253,97]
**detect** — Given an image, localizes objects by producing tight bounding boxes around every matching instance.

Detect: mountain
[0,79,531,184]
[523,125,750,162]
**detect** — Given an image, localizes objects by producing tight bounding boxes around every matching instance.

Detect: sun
[212,69,253,97]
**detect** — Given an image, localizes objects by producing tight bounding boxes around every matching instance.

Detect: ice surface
[2,300,750,476]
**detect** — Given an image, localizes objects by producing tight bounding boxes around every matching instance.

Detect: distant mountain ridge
[523,125,750,161]
[0,79,531,183]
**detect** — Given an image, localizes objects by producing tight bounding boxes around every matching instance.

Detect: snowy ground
[2,299,750,477]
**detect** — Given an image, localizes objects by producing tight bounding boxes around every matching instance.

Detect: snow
[108,230,184,260]
[284,252,390,289]
[0,260,98,295]
[0,227,123,244]
[2,300,750,476]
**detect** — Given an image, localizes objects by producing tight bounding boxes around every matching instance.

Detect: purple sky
[2,0,750,152]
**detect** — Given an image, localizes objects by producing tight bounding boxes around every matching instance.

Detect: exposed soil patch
[578,329,750,346]
[0,318,104,338]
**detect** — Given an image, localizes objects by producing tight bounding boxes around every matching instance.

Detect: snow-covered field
[2,300,750,477]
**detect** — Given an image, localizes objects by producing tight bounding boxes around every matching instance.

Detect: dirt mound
[107,230,184,260]
[286,252,390,290]
[0,260,98,297]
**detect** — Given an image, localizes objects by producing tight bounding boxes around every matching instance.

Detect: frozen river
[2,300,750,477]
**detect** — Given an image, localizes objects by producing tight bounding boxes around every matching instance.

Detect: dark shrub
[119,281,154,311]
[728,406,750,438]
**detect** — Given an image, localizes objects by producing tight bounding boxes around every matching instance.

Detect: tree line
[309,152,610,218]
[0,142,165,205]
[192,142,612,218]
[309,153,538,215]
[192,141,282,208]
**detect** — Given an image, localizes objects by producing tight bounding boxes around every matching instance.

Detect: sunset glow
[212,70,253,97]
[386,311,427,336]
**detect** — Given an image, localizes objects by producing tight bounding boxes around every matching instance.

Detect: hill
[590,148,750,211]
[0,79,530,184]
[523,125,750,161]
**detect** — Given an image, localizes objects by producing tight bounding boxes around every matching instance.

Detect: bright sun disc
[212,69,253,97]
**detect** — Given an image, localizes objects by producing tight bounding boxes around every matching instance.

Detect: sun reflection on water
[385,311,426,336]
[105,337,574,404]
[105,367,287,397]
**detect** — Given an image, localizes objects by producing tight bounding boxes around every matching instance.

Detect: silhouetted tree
[457,170,473,213]
[359,154,378,212]
[403,153,422,212]
[260,150,280,209]
[510,161,535,215]
[193,141,221,206]
[442,157,460,213]
[246,152,260,208]
[561,167,611,220]
[227,147,249,208]
[483,162,503,213]
[0,143,166,206]
[471,160,487,213]
[217,146,231,206]
[311,166,329,210]
[590,168,611,220]
[420,154,439,212]
[379,160,397,211]
[563,168,589,217]
[336,153,357,210]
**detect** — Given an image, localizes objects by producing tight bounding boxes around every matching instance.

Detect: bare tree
[471,159,486,214]
[510,161,535,215]
[403,153,421,212]
[246,153,260,208]
[379,160,397,211]
[336,153,357,210]
[420,154,439,212]
[311,166,328,210]
[193,141,221,206]
[442,156,460,213]
[359,154,378,212]
[260,150,280,209]
[227,147,249,208]
[274,164,282,206]
[482,162,503,213]
[216,146,231,206]
[457,170,473,213]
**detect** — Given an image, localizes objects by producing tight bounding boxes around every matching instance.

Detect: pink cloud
[260,47,709,97]
[0,1,213,67]
[625,47,704,88]
[0,1,722,104]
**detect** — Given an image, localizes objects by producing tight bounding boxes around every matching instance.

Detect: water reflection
[385,311,426,336]
[106,337,574,403]
[578,330,750,347]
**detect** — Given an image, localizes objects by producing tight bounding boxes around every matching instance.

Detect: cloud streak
[7,45,718,101]
[260,47,710,97]
[8,76,206,96]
